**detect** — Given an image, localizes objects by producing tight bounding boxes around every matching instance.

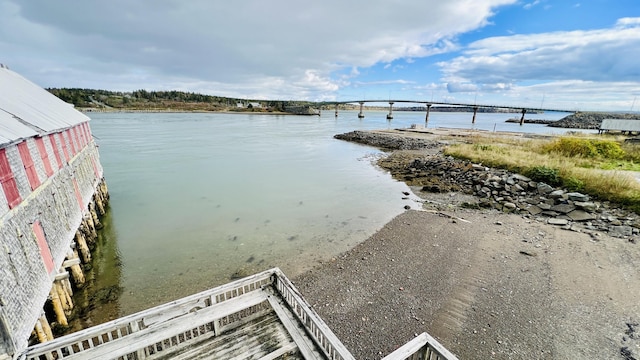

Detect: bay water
[88,109,576,316]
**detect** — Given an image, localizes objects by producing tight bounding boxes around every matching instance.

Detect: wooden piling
[95,193,105,216]
[84,215,97,243]
[89,203,102,230]
[34,317,47,343]
[75,230,91,263]
[49,287,68,327]
[53,276,73,314]
[425,104,432,126]
[35,314,54,343]
[65,251,85,288]
[519,109,527,126]
[472,106,478,124]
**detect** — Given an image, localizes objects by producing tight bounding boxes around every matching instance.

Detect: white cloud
[0,0,515,100]
[438,17,640,109]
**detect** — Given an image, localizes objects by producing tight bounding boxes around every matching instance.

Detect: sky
[1,0,639,111]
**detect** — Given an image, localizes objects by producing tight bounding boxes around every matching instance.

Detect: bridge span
[323,99,581,125]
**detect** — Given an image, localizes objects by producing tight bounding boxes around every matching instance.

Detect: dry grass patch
[444,134,640,212]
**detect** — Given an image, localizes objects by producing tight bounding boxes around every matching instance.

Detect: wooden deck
[18,268,458,360]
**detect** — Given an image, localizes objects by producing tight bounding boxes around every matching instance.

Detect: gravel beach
[293,129,640,360]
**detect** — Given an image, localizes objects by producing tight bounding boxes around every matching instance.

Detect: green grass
[444,135,640,213]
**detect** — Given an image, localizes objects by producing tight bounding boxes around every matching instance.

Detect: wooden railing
[272,270,356,360]
[20,269,275,360]
[19,268,458,360]
[381,332,459,360]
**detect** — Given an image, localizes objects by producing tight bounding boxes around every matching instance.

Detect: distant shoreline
[79,108,310,116]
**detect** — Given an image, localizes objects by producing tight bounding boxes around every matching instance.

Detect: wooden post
[75,230,91,263]
[34,317,47,343]
[84,215,97,242]
[89,203,103,230]
[95,193,105,216]
[472,106,478,124]
[519,108,527,126]
[53,274,74,313]
[358,102,365,119]
[387,102,394,120]
[49,287,68,327]
[334,104,338,117]
[41,314,54,341]
[425,104,432,126]
[34,314,54,342]
[65,251,86,287]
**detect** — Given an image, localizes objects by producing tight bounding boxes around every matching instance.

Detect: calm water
[89,109,576,314]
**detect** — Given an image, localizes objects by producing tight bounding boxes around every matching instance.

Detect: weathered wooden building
[0,65,108,358]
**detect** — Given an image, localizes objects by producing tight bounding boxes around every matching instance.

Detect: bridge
[323,99,581,125]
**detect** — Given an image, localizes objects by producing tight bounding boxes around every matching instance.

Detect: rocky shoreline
[336,130,639,241]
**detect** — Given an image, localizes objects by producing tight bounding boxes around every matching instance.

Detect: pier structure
[386,102,394,120]
[0,65,109,358]
[358,102,365,119]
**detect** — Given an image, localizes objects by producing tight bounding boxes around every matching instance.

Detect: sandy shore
[293,130,640,360]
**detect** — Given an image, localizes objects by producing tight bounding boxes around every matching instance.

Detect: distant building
[0,65,108,357]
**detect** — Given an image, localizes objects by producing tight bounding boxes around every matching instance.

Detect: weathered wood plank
[381,333,459,360]
[267,295,321,360]
[257,342,298,360]
[62,290,269,359]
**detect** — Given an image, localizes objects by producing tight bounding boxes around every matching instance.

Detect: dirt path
[294,194,640,359]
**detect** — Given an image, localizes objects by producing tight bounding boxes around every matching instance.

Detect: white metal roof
[600,118,640,132]
[0,110,38,145]
[0,66,90,146]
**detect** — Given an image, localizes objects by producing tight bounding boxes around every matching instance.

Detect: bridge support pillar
[472,106,478,124]
[335,104,338,117]
[387,102,394,120]
[519,109,527,126]
[358,102,365,118]
[425,104,432,126]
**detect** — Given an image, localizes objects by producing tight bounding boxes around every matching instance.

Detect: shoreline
[293,129,640,359]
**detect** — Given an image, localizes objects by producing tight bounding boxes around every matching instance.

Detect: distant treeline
[46,88,318,113]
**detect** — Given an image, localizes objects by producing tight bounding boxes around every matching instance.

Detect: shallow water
[88,109,577,314]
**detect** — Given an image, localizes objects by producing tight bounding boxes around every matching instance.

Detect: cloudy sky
[1,0,639,111]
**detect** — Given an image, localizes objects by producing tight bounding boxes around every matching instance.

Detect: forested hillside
[47,88,316,113]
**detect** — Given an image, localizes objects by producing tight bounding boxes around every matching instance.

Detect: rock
[551,204,576,214]
[549,190,565,199]
[542,211,560,217]
[548,218,569,226]
[567,192,590,202]
[537,183,554,195]
[503,202,517,212]
[574,201,597,212]
[609,225,633,238]
[568,210,595,222]
[526,205,543,215]
[538,203,552,211]
[512,174,531,182]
